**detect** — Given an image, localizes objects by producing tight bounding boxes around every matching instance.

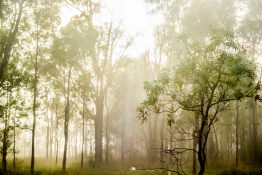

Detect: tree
[138,31,259,175]
[24,1,60,173]
[0,0,26,82]
[51,16,97,173]
[238,0,262,163]
[0,59,27,174]
[72,70,93,168]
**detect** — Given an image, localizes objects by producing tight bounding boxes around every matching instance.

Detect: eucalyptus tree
[62,0,128,165]
[20,1,61,173]
[51,16,97,173]
[72,70,93,168]
[0,58,28,173]
[0,1,30,172]
[138,31,259,175]
[0,0,27,82]
[145,0,239,172]
[90,21,123,165]
[238,0,262,163]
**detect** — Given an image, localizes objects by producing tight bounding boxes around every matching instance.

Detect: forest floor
[10,167,262,175]
[4,158,262,175]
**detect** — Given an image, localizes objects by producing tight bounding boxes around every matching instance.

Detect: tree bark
[75,122,78,159]
[105,105,110,164]
[193,113,199,175]
[160,116,165,168]
[0,1,24,81]
[46,110,50,159]
[13,117,16,173]
[30,19,39,174]
[81,112,85,168]
[121,104,126,164]
[95,77,104,166]
[1,116,8,173]
[197,115,208,175]
[62,67,71,174]
[251,100,257,163]
[236,101,239,169]
[55,108,59,165]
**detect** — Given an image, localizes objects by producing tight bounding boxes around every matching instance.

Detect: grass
[13,168,161,175]
[3,158,262,175]
[5,158,161,175]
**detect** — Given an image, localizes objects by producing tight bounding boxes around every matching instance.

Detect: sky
[60,0,163,58]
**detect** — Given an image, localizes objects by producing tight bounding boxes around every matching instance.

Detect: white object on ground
[130,166,136,171]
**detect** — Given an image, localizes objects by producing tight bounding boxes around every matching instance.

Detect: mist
[0,0,262,175]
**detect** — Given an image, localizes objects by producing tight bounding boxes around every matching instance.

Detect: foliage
[138,30,258,123]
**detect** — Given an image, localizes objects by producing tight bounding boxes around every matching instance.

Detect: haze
[0,1,262,175]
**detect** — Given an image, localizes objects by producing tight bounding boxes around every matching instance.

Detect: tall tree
[138,31,259,175]
[0,0,26,81]
[51,16,97,173]
[0,59,27,173]
[23,1,60,173]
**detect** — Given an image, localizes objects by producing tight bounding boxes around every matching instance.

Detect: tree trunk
[75,122,78,159]
[81,113,85,168]
[160,116,165,168]
[151,115,158,164]
[236,101,239,169]
[1,117,8,173]
[193,113,199,175]
[13,117,16,173]
[62,67,71,174]
[95,77,104,166]
[251,100,257,163]
[55,108,59,165]
[121,104,126,164]
[2,92,11,173]
[240,110,246,161]
[105,107,110,164]
[30,55,37,175]
[197,115,208,175]
[30,12,40,173]
[148,117,152,168]
[50,112,53,166]
[46,110,50,159]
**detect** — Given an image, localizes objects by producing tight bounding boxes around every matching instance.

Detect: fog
[0,0,262,175]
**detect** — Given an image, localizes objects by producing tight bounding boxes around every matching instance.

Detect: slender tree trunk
[240,110,246,161]
[1,116,8,173]
[75,122,78,159]
[212,125,219,160]
[13,117,16,173]
[81,113,85,168]
[1,92,11,173]
[197,115,208,175]
[160,116,165,169]
[148,117,152,168]
[121,104,126,164]
[62,67,71,174]
[236,101,239,169]
[105,108,110,164]
[46,110,50,159]
[193,113,199,175]
[30,52,37,175]
[89,120,93,159]
[95,77,104,166]
[151,115,158,164]
[50,112,53,167]
[251,100,257,162]
[55,108,59,165]
[30,12,39,174]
